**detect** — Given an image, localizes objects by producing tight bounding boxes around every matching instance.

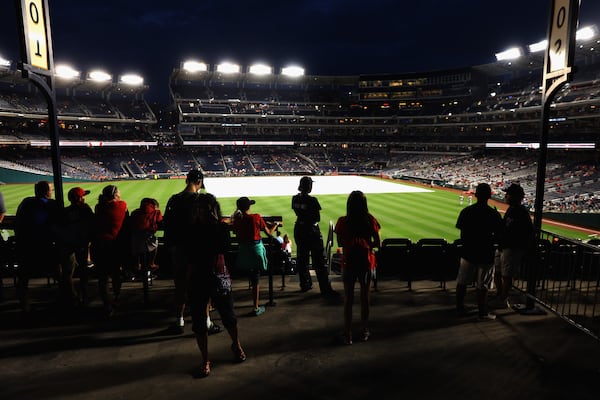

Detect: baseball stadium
[1,2,600,399]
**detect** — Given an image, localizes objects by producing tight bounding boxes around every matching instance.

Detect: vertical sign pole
[15,0,64,207]
[533,0,580,234]
[527,0,579,313]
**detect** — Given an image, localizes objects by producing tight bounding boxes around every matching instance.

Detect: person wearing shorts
[187,193,246,377]
[495,183,535,307]
[163,169,205,331]
[334,191,381,345]
[232,196,278,317]
[455,183,502,320]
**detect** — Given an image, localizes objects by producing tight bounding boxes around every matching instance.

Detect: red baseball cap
[68,187,91,201]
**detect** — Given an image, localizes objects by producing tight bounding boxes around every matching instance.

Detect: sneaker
[361,329,371,342]
[253,306,266,316]
[178,317,185,327]
[207,322,222,335]
[478,313,497,321]
[342,334,353,345]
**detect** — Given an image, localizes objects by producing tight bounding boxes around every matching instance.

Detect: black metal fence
[513,230,600,340]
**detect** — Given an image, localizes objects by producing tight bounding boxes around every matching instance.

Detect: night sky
[1,0,600,103]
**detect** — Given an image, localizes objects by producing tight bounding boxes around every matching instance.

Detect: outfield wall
[542,212,600,232]
[0,167,85,184]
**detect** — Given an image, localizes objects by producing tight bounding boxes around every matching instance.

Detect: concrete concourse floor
[1,272,599,400]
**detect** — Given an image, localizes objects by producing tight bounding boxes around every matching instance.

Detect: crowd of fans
[1,144,599,213]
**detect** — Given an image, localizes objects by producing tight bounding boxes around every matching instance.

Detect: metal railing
[513,230,600,340]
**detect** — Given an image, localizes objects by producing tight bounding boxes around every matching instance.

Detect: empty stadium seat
[413,238,450,289]
[375,238,413,289]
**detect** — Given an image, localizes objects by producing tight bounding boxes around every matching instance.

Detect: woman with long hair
[334,190,381,345]
[189,193,246,377]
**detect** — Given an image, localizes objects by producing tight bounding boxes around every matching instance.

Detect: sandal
[231,343,247,362]
[201,360,211,377]
[361,329,371,342]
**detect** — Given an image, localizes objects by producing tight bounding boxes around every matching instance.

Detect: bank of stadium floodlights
[490,25,598,151]
[178,60,303,147]
[182,60,305,77]
[495,25,597,61]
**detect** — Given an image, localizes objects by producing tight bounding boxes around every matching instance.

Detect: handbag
[213,253,232,294]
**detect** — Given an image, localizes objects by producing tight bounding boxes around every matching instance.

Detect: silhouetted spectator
[15,181,61,312]
[292,176,336,295]
[334,190,381,345]
[91,184,128,317]
[455,183,503,320]
[58,187,94,306]
[188,193,246,377]
[494,183,535,308]
[0,191,7,301]
[130,197,163,276]
[232,196,278,316]
[163,169,205,332]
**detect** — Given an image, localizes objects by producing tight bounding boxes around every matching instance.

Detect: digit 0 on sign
[554,6,565,54]
[20,0,50,70]
[548,0,570,73]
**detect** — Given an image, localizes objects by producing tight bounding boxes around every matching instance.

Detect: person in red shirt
[91,184,128,317]
[130,197,163,272]
[232,196,278,316]
[334,191,381,345]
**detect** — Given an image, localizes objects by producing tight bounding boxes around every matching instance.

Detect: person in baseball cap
[236,196,256,211]
[62,186,94,306]
[298,176,313,192]
[495,182,533,308]
[503,183,525,199]
[292,175,337,296]
[186,169,205,189]
[67,187,91,203]
[232,196,278,317]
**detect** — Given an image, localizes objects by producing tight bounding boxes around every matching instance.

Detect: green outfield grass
[0,178,592,243]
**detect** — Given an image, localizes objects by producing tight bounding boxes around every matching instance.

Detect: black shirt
[292,193,321,225]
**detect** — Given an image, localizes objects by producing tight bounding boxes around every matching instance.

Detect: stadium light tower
[120,73,144,86]
[281,65,304,77]
[529,25,596,54]
[529,40,548,53]
[217,62,241,74]
[183,60,208,73]
[88,70,112,82]
[249,63,273,75]
[55,64,80,80]
[495,47,523,61]
[0,55,10,70]
[576,25,597,41]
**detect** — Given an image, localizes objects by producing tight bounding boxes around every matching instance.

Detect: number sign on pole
[15,0,64,206]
